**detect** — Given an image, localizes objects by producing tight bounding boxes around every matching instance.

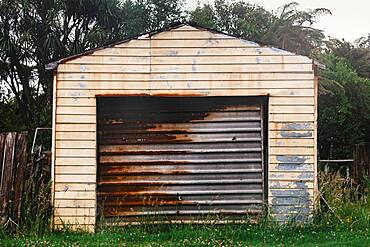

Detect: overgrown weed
[315,171,370,230]
[1,170,368,245]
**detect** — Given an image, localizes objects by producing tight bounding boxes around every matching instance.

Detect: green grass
[1,171,369,246]
[0,224,369,246]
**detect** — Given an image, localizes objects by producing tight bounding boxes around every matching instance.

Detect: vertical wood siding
[53,25,316,231]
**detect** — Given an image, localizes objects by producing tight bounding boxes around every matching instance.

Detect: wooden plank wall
[0,132,27,225]
[53,25,316,231]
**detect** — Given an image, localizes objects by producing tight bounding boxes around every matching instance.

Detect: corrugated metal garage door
[97,96,265,223]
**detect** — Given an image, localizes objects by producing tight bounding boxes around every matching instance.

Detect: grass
[0,171,369,246]
[0,223,369,246]
[315,171,370,229]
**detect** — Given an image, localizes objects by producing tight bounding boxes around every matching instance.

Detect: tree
[318,54,370,158]
[189,1,330,56]
[0,0,123,132]
[120,0,184,37]
[356,34,370,48]
[325,37,370,78]
[190,3,217,30]
[189,0,274,42]
[261,2,331,56]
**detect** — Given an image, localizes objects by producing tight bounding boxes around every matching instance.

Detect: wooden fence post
[353,142,370,185]
[12,133,27,222]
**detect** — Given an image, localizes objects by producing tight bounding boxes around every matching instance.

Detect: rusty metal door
[97,96,265,223]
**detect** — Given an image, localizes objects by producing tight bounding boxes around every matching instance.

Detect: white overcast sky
[186,0,370,43]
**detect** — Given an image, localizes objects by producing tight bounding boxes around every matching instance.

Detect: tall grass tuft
[315,170,370,229]
[20,177,52,235]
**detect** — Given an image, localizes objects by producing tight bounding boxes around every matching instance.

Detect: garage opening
[97,96,266,223]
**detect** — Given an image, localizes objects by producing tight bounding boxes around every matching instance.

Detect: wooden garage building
[49,23,318,232]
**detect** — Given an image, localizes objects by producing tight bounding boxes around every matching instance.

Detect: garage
[97,96,266,222]
[50,23,317,232]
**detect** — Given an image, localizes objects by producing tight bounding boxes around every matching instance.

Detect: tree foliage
[325,37,370,78]
[0,0,183,132]
[190,1,330,56]
[0,0,123,132]
[120,0,184,37]
[318,54,370,158]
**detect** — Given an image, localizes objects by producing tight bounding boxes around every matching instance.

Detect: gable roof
[46,22,321,70]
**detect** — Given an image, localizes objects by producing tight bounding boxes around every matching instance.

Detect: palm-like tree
[261,2,331,56]
[0,0,123,131]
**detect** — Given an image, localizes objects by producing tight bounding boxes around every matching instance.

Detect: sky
[187,0,370,43]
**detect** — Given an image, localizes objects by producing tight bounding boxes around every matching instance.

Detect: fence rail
[319,143,370,184]
[319,159,354,163]
[0,132,27,226]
